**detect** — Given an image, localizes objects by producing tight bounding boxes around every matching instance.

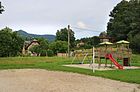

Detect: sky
[0,0,122,39]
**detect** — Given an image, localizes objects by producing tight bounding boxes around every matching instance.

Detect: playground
[0,54,140,92]
[70,40,140,71]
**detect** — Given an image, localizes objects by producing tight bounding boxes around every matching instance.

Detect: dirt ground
[0,69,139,92]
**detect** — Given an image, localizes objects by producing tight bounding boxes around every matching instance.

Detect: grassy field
[131,54,140,66]
[0,55,140,84]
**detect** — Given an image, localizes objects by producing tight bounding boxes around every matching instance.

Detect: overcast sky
[0,0,122,39]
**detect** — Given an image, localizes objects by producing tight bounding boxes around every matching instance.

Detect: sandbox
[64,64,140,71]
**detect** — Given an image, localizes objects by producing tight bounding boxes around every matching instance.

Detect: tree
[107,0,140,53]
[0,27,24,57]
[91,36,100,46]
[107,0,140,41]
[56,28,75,48]
[0,2,4,14]
[99,31,107,37]
[107,0,130,41]
[49,41,68,54]
[76,36,100,49]
[129,33,140,53]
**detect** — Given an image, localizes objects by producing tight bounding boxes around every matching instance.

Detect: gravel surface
[0,69,139,92]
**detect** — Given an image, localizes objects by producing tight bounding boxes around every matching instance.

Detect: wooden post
[105,45,107,67]
[92,47,95,73]
[98,48,101,69]
[68,25,70,57]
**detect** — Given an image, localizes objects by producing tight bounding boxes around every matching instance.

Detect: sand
[64,64,140,71]
[0,69,139,92]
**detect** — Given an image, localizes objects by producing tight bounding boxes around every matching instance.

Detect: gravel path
[0,69,139,92]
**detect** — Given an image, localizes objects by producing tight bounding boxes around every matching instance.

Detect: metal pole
[68,25,70,57]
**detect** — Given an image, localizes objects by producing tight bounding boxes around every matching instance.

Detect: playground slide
[108,54,123,70]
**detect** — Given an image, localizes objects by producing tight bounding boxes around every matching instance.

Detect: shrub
[47,50,54,57]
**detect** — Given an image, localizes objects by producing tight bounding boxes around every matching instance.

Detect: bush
[49,41,68,54]
[47,50,54,57]
[0,27,24,57]
[129,33,140,53]
[40,50,47,56]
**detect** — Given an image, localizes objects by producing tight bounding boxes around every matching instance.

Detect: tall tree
[56,28,75,48]
[49,41,68,54]
[107,0,140,53]
[107,0,130,41]
[0,27,24,57]
[107,0,140,41]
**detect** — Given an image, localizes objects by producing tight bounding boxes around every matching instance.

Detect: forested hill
[16,30,56,41]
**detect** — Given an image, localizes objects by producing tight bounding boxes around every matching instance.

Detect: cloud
[77,21,87,29]
[0,0,122,39]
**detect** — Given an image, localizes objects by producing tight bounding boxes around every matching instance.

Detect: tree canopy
[0,27,24,57]
[76,36,100,49]
[107,0,140,53]
[56,28,75,48]
[49,41,68,54]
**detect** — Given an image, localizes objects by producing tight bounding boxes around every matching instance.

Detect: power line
[71,26,101,33]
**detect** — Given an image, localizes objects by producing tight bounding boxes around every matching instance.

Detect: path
[0,69,139,92]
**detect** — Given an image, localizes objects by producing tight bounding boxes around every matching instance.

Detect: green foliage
[40,50,47,56]
[37,38,48,48]
[47,50,54,57]
[107,0,130,40]
[76,36,100,49]
[80,43,92,49]
[107,0,140,53]
[129,33,140,53]
[49,41,68,54]
[131,54,140,66]
[56,28,75,48]
[0,27,24,57]
[29,45,40,55]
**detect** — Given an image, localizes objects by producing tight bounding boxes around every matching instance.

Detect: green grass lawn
[0,55,140,84]
[131,54,140,66]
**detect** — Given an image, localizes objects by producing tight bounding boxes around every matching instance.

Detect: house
[22,39,39,55]
[76,41,85,48]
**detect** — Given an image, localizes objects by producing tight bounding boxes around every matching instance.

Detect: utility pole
[68,25,70,57]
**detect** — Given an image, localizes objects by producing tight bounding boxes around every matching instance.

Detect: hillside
[16,30,56,41]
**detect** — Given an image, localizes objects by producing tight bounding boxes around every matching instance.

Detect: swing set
[71,40,132,70]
